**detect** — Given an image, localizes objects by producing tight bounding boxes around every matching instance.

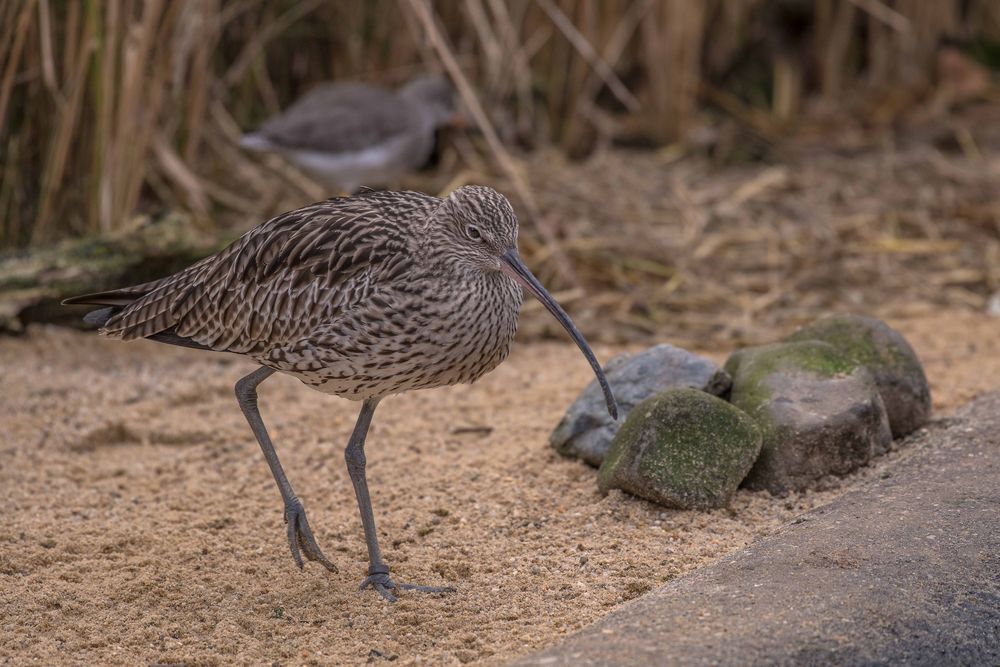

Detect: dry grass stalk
[484,0,536,140]
[32,4,95,244]
[847,0,910,33]
[640,0,706,144]
[515,114,1000,345]
[1,0,996,264]
[0,0,36,139]
[566,0,648,151]
[536,0,639,113]
[817,0,859,99]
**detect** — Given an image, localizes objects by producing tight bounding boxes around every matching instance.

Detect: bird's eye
[466,225,482,241]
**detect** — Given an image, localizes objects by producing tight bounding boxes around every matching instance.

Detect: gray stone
[786,314,931,437]
[510,391,1000,667]
[725,340,891,495]
[596,388,761,510]
[550,344,731,466]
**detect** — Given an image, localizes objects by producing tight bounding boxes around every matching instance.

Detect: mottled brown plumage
[65,185,616,602]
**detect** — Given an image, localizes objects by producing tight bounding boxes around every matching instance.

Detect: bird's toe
[359,570,399,602]
[358,566,453,603]
[283,499,337,572]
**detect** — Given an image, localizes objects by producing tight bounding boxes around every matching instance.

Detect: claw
[283,499,337,572]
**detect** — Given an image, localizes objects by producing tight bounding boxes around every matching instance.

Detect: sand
[1,312,998,665]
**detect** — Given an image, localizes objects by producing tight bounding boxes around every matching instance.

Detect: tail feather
[83,306,117,327]
[148,330,211,351]
[61,276,171,308]
[63,280,211,352]
[63,291,141,307]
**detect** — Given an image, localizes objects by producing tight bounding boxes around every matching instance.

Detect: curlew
[240,75,459,193]
[64,185,617,602]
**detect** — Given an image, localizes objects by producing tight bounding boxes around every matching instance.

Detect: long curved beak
[501,249,618,420]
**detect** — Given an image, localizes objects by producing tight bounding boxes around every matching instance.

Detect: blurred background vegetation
[2,0,999,343]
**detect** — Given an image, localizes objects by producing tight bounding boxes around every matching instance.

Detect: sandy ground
[1,312,998,666]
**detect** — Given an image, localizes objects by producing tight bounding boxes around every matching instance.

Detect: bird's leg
[345,399,455,602]
[236,366,336,572]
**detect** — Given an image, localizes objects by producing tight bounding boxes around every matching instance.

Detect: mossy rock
[597,388,761,510]
[786,314,931,437]
[551,344,731,467]
[725,340,892,495]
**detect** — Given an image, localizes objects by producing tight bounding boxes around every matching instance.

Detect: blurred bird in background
[240,75,460,193]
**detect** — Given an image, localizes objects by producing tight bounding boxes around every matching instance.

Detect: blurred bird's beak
[501,249,619,420]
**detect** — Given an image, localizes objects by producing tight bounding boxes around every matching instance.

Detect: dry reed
[1,0,998,336]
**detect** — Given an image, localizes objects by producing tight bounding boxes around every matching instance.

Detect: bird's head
[435,185,618,420]
[438,185,518,273]
[400,75,460,129]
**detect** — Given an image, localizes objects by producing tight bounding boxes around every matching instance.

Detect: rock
[725,340,892,495]
[597,388,761,510]
[550,344,731,467]
[786,314,931,437]
[514,392,1000,667]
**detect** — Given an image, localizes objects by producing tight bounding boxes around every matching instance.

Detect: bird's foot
[284,498,337,572]
[358,564,455,603]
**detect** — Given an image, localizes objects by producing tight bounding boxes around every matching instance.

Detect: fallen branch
[0,213,226,333]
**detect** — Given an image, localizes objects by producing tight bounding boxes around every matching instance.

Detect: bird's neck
[414,245,521,304]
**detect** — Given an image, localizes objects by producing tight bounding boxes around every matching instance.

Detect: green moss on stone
[724,340,858,422]
[786,314,924,377]
[784,314,931,438]
[598,388,761,509]
[598,424,630,488]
